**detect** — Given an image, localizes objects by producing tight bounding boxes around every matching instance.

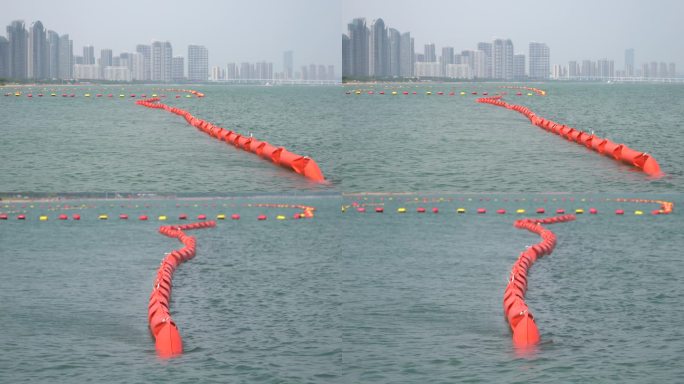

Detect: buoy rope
[135,98,325,182]
[148,220,216,358]
[477,96,662,176]
[503,214,576,348]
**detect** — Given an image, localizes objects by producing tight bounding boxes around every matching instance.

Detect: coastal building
[29,21,48,79]
[47,30,60,79]
[73,63,99,80]
[83,45,95,65]
[513,54,526,80]
[135,44,151,80]
[7,20,28,79]
[624,48,634,76]
[492,38,514,80]
[151,41,172,82]
[103,66,131,82]
[58,34,72,79]
[388,28,401,77]
[342,35,350,77]
[477,42,492,79]
[187,44,208,82]
[171,56,184,81]
[440,46,454,78]
[529,42,549,80]
[226,62,238,80]
[283,50,293,79]
[100,49,112,78]
[414,61,440,78]
[369,18,388,77]
[347,18,369,77]
[0,36,8,78]
[446,63,472,79]
[399,32,413,78]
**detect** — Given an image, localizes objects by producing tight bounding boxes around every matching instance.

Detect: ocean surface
[1,83,683,193]
[1,83,683,382]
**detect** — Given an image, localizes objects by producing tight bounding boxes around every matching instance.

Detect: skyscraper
[58,34,72,80]
[440,46,454,78]
[528,42,549,80]
[399,32,413,78]
[342,35,351,77]
[151,41,172,82]
[29,21,48,79]
[388,28,400,77]
[172,56,184,81]
[347,18,369,77]
[187,45,208,82]
[492,39,514,80]
[369,18,388,77]
[597,58,614,78]
[0,36,9,78]
[283,50,293,79]
[7,20,28,79]
[136,44,151,81]
[513,54,526,80]
[47,30,60,79]
[100,49,112,77]
[83,45,95,65]
[424,43,436,62]
[477,42,492,79]
[624,48,635,77]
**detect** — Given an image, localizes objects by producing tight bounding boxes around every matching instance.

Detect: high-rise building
[128,52,144,81]
[29,21,48,79]
[388,28,400,77]
[649,61,658,78]
[581,60,596,79]
[624,48,635,77]
[240,62,253,79]
[100,49,112,77]
[492,39,514,80]
[347,18,369,77]
[226,62,238,80]
[73,64,99,80]
[659,62,668,79]
[568,61,579,78]
[342,35,350,77]
[58,34,72,79]
[415,61,440,78]
[440,46,454,78]
[83,45,95,65]
[327,65,335,81]
[187,45,208,81]
[477,42,492,79]
[283,50,293,79]
[369,18,388,77]
[7,20,28,79]
[151,41,172,82]
[669,63,676,78]
[424,43,436,62]
[47,30,59,79]
[171,56,184,81]
[0,36,9,78]
[399,32,413,78]
[255,61,273,80]
[528,42,549,80]
[597,59,614,78]
[136,44,151,81]
[513,54,526,80]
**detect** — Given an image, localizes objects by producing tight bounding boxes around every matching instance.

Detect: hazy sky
[343,0,684,69]
[3,0,341,71]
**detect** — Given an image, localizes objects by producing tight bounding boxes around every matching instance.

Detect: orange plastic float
[477,96,662,176]
[135,97,325,182]
[149,220,215,358]
[504,214,576,349]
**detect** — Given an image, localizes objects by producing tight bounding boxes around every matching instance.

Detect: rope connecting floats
[503,214,576,348]
[135,98,325,182]
[499,86,547,96]
[477,96,662,176]
[148,220,216,358]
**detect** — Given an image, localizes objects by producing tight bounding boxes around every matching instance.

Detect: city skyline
[342,0,684,70]
[1,0,340,71]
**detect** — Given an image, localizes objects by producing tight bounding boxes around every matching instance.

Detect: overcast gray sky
[343,0,684,69]
[3,0,341,71]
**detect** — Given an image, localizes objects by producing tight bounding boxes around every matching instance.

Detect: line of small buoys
[614,198,674,215]
[504,214,576,349]
[247,203,316,218]
[164,88,205,98]
[3,92,170,99]
[135,97,325,182]
[344,89,496,96]
[0,213,307,221]
[499,86,547,96]
[149,220,215,358]
[476,96,662,176]
[340,205,666,216]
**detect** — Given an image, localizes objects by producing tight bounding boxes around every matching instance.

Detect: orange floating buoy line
[477,96,662,176]
[164,88,205,97]
[614,198,674,215]
[504,214,576,349]
[135,97,326,183]
[499,85,547,96]
[248,203,316,218]
[149,220,216,358]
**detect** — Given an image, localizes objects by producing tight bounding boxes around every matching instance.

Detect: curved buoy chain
[149,220,216,358]
[164,88,205,97]
[135,98,325,182]
[247,203,316,218]
[615,198,674,215]
[477,96,662,176]
[504,214,576,348]
[499,86,547,96]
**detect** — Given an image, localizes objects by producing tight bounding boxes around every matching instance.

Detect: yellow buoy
[119,94,125,98]
[152,94,158,97]
[158,215,167,221]
[276,215,286,220]
[354,90,361,95]
[185,94,192,98]
[575,208,584,214]
[527,93,533,96]
[634,210,644,215]
[456,208,466,214]
[85,93,91,97]
[98,214,108,220]
[516,209,526,214]
[39,215,48,221]
[50,93,56,96]
[397,207,407,213]
[391,91,398,95]
[217,214,226,220]
[426,91,432,95]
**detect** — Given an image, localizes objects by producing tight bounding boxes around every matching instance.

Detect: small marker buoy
[216,214,226,220]
[516,209,525,214]
[397,207,406,213]
[292,213,301,219]
[58,214,68,220]
[72,214,81,220]
[432,207,439,214]
[17,214,26,220]
[119,214,128,220]
[634,210,643,215]
[257,214,267,220]
[417,207,426,213]
[651,209,660,215]
[98,214,108,220]
[457,208,466,214]
[536,208,545,214]
[139,215,148,221]
[158,215,167,221]
[576,208,585,214]
[197,214,207,220]
[276,215,286,220]
[477,208,486,214]
[178,214,187,220]
[615,209,625,215]
[231,214,240,220]
[589,208,598,214]
[375,207,384,213]
[357,207,366,213]
[0,213,8,220]
[497,209,506,214]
